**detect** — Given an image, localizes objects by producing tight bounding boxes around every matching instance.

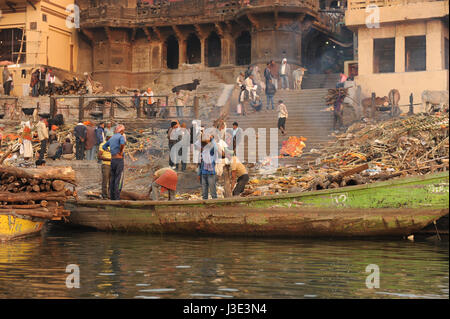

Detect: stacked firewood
[325,88,349,106]
[0,166,76,220]
[53,78,87,95]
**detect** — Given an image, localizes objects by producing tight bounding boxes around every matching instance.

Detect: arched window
[207,32,221,67]
[236,31,251,66]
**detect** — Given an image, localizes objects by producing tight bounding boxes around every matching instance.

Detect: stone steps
[225,87,336,161]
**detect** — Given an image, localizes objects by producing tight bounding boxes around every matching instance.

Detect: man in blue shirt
[198,137,218,200]
[102,124,126,200]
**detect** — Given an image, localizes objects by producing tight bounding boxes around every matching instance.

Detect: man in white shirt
[279,58,291,90]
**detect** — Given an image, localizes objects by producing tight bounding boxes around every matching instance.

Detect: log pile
[52,78,87,95]
[0,166,76,220]
[241,113,449,197]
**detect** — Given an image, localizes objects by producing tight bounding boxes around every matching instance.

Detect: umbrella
[0,61,14,66]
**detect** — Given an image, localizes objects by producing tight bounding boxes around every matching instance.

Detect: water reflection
[0,226,448,299]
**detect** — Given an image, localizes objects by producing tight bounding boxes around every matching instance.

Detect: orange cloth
[155,168,178,191]
[22,126,32,141]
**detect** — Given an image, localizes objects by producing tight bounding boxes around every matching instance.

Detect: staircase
[302,73,341,89]
[226,88,335,164]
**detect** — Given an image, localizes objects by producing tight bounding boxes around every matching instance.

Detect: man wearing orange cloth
[149,167,178,201]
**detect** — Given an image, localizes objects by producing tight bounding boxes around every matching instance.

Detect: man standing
[168,121,179,168]
[38,67,47,96]
[47,69,56,95]
[269,60,279,90]
[277,100,288,136]
[84,121,97,161]
[198,138,218,200]
[74,122,87,160]
[265,79,276,111]
[264,62,272,88]
[333,92,344,131]
[36,117,49,161]
[102,124,126,200]
[232,122,242,155]
[132,90,141,118]
[2,66,13,96]
[30,69,39,97]
[175,90,185,118]
[149,167,178,201]
[279,58,291,90]
[95,122,105,159]
[231,155,249,196]
[98,131,113,199]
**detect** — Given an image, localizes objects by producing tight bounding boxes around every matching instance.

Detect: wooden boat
[0,213,45,241]
[65,172,449,238]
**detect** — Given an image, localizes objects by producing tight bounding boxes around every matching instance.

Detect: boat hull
[0,214,45,241]
[65,172,449,238]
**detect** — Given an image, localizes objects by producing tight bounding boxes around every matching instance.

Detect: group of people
[12,117,75,166]
[131,87,190,119]
[163,119,250,201]
[235,60,290,131]
[30,67,56,97]
[73,121,115,162]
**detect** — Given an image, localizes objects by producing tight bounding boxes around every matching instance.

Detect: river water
[0,225,448,299]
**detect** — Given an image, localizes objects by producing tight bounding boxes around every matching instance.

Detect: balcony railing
[80,0,320,25]
[348,0,446,10]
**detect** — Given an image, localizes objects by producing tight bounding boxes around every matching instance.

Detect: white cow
[292,67,307,90]
[421,90,449,113]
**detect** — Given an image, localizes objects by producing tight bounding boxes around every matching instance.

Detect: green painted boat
[65,172,449,238]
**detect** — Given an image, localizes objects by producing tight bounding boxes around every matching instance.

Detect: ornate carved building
[76,0,350,89]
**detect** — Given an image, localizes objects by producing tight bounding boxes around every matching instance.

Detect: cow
[388,89,401,117]
[361,96,389,118]
[421,90,449,114]
[292,67,307,90]
[172,79,201,93]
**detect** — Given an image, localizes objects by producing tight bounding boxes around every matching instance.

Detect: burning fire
[280,136,307,157]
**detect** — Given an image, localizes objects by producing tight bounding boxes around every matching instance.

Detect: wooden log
[120,190,149,201]
[51,180,65,192]
[0,208,53,219]
[0,203,42,209]
[0,190,67,203]
[0,166,76,183]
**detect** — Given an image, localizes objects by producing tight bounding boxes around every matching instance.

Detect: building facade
[76,0,350,90]
[0,0,80,95]
[345,0,449,110]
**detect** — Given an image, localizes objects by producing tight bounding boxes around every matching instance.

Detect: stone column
[395,35,405,73]
[426,20,444,71]
[200,37,206,67]
[179,38,187,66]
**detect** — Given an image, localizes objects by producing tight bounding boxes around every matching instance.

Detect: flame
[280,136,307,157]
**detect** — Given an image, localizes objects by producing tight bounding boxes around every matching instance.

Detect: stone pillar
[222,36,233,65]
[200,38,206,67]
[395,35,405,73]
[426,20,444,71]
[179,38,187,66]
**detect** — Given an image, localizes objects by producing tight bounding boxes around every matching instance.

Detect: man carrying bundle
[148,167,178,201]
